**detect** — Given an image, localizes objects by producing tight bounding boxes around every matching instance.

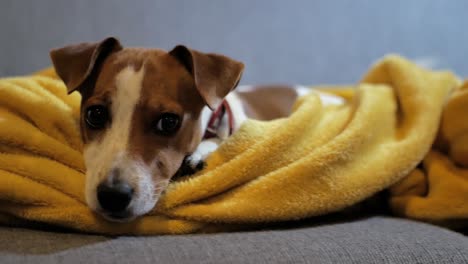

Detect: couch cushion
[0,216,467,264]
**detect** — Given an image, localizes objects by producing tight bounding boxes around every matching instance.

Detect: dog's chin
[92,199,157,223]
[97,210,140,223]
[102,214,137,223]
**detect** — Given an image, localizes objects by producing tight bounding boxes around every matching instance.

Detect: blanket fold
[0,55,466,235]
[389,80,468,229]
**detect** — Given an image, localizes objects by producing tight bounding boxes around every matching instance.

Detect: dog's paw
[175,139,220,177]
[177,155,206,177]
[186,154,206,171]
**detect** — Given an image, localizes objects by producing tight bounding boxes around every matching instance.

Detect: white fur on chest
[200,85,344,138]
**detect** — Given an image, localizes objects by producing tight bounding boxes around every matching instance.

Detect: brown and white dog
[50,37,343,222]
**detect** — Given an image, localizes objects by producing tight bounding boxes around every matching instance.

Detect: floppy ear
[169,45,244,110]
[50,37,123,94]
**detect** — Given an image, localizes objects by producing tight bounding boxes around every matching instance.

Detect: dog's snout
[97,181,134,214]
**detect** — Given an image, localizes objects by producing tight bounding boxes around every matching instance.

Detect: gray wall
[1,1,467,85]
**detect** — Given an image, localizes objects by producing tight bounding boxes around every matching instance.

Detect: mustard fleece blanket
[0,55,466,235]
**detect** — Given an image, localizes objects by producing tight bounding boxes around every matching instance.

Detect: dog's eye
[85,105,109,129]
[154,113,180,135]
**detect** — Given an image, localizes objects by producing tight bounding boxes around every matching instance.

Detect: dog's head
[50,37,243,222]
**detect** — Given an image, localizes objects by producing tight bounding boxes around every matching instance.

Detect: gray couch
[1,216,467,264]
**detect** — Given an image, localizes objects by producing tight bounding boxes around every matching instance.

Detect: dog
[50,37,343,222]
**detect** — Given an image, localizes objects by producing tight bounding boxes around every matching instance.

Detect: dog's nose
[97,181,134,213]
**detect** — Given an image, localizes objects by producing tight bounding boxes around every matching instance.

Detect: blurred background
[0,0,467,85]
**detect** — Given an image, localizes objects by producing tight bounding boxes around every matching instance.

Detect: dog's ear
[50,37,123,94]
[169,45,244,110]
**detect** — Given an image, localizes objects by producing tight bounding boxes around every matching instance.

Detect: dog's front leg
[178,138,221,176]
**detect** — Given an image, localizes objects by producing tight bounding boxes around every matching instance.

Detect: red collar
[203,100,235,139]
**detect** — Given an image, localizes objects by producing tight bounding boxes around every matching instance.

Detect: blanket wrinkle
[0,55,466,235]
[389,79,468,230]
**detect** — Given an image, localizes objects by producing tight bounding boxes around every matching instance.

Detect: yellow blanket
[0,55,466,235]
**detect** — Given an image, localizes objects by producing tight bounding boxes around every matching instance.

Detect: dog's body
[50,37,343,222]
[189,85,344,171]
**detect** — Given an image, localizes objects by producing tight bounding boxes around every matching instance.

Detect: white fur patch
[193,92,247,169]
[188,138,222,169]
[200,106,212,136]
[294,85,344,106]
[199,91,248,138]
[83,65,158,216]
[225,92,248,132]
